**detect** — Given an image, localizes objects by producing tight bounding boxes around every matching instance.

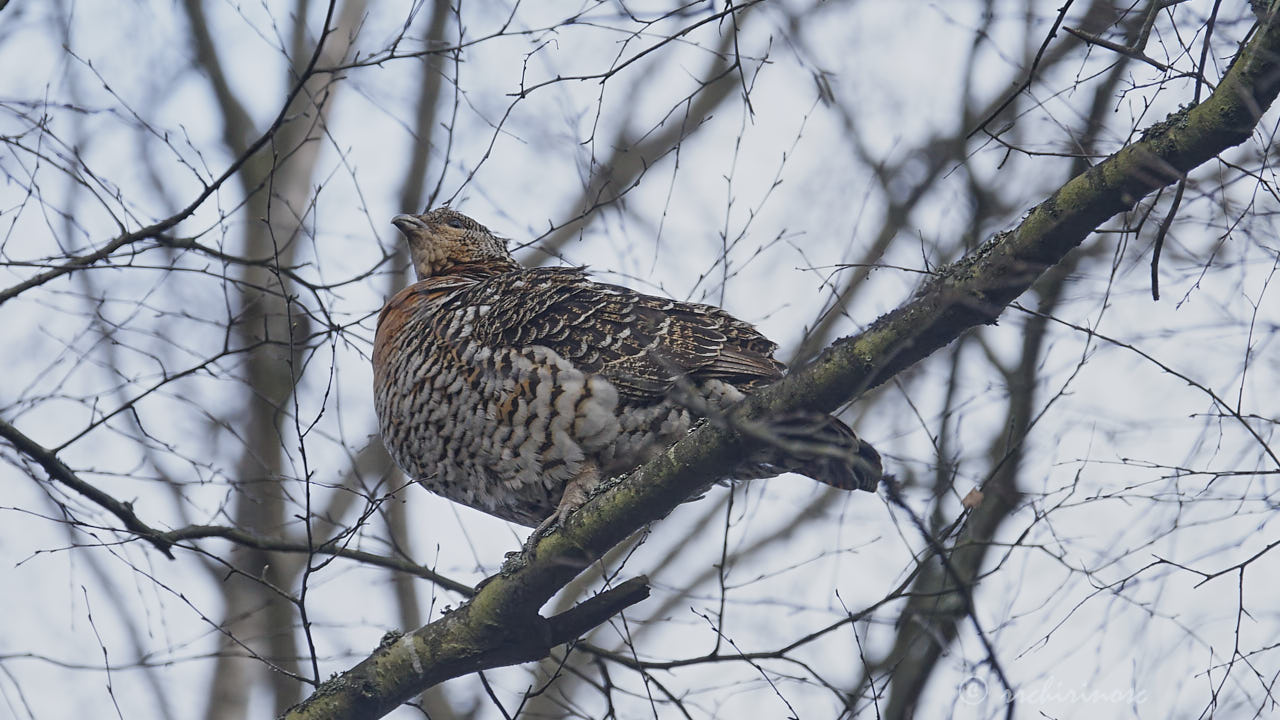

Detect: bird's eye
[446,218,465,229]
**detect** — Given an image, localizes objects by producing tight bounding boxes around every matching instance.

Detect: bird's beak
[391,214,426,235]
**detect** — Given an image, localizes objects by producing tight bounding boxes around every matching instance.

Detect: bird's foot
[523,467,599,555]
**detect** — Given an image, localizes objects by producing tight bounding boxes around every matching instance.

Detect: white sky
[1,1,1277,718]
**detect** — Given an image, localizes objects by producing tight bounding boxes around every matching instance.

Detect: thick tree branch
[284,9,1280,720]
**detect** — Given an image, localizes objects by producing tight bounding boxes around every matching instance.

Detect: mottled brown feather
[471,267,783,400]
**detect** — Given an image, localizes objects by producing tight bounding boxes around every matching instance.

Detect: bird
[373,207,881,530]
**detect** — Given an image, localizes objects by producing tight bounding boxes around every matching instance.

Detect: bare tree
[2,2,1277,720]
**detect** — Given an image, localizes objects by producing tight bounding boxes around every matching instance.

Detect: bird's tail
[741,412,882,492]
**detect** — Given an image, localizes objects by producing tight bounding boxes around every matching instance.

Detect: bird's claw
[522,475,593,556]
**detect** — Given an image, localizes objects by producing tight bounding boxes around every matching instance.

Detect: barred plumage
[373,208,881,527]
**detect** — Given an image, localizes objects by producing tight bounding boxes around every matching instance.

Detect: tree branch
[0,417,476,595]
[0,417,177,559]
[158,524,476,597]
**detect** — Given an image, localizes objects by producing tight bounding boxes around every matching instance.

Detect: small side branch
[0,417,476,594]
[1064,25,1177,75]
[0,417,176,558]
[546,576,651,643]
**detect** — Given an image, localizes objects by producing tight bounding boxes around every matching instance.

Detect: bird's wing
[472,267,783,401]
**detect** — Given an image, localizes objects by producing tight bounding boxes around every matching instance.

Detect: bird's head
[391,208,517,279]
